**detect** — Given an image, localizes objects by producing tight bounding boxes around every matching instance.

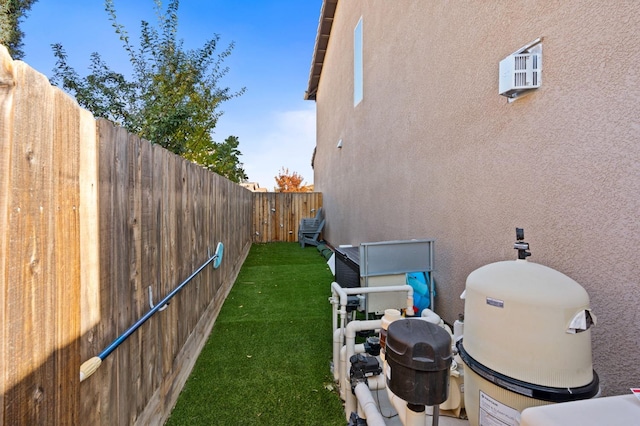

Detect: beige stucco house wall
[306,0,640,397]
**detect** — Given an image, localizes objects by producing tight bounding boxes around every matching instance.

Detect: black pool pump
[386,319,452,411]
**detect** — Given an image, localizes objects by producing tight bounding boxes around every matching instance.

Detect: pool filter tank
[458,229,599,426]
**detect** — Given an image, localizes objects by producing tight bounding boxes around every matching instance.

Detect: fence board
[138,134,155,416]
[79,107,99,360]
[0,47,13,426]
[129,131,144,423]
[177,160,189,348]
[252,192,323,243]
[0,53,85,424]
[5,59,55,424]
[150,143,165,391]
[95,120,119,426]
[113,124,132,426]
[52,87,82,424]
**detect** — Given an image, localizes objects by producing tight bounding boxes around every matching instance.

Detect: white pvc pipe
[330,281,415,339]
[338,345,386,401]
[338,343,365,400]
[386,385,408,425]
[421,308,442,324]
[406,406,429,426]
[330,281,416,420]
[331,282,415,322]
[330,282,347,333]
[384,360,408,425]
[367,373,386,390]
[330,281,415,341]
[330,293,338,333]
[386,383,430,426]
[353,382,387,426]
[330,283,348,382]
[344,319,381,419]
[330,281,415,394]
[333,328,342,383]
[339,343,366,395]
[383,360,431,426]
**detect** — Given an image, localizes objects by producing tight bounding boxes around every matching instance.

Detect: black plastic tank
[334,246,360,288]
[385,318,452,406]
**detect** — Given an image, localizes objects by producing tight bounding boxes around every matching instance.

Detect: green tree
[51,0,247,182]
[0,0,38,59]
[186,135,247,182]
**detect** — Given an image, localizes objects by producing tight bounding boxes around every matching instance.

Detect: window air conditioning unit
[499,38,542,102]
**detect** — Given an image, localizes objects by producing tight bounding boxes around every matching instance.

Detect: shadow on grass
[166,242,345,425]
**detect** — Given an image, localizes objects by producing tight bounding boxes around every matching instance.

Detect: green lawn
[166,242,345,425]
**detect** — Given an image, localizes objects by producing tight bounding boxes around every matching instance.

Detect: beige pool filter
[458,230,598,426]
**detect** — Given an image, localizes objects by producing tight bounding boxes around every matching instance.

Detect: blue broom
[79,242,224,381]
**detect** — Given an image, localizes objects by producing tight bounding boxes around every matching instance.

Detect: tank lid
[466,259,589,307]
[386,319,452,371]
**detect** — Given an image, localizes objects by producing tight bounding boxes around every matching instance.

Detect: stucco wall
[312,0,640,396]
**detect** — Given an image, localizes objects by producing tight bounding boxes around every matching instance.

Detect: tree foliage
[0,0,38,59]
[51,0,247,182]
[186,135,247,182]
[274,167,310,193]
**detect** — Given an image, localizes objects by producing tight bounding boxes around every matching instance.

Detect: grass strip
[166,242,345,425]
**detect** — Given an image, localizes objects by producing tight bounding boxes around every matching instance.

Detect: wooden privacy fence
[0,46,323,425]
[0,47,253,425]
[252,192,323,243]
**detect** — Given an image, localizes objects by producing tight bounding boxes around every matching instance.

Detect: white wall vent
[499,38,542,102]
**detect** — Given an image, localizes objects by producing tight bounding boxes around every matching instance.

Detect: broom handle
[80,248,220,382]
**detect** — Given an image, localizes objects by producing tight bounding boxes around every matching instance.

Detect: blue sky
[21,0,322,190]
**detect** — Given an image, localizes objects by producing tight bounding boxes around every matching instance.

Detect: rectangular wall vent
[501,53,541,92]
[498,38,543,102]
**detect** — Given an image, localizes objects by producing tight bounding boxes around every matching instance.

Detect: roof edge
[304,0,338,101]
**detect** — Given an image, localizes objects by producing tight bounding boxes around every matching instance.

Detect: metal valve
[514,227,531,259]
